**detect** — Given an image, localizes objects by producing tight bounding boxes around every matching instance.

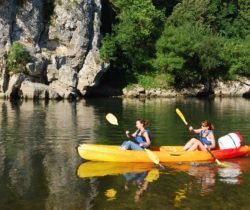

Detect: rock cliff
[0,0,108,99]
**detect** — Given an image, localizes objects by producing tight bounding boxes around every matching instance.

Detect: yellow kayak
[77,144,250,162]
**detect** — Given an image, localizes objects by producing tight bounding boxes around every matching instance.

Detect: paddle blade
[176,108,188,125]
[106,113,118,125]
[145,149,159,165]
[215,159,229,168]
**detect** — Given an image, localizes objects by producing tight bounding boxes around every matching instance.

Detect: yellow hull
[77,144,250,162]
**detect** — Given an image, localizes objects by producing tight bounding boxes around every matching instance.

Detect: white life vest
[218,132,243,150]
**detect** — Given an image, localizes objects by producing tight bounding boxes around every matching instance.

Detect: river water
[0,98,249,210]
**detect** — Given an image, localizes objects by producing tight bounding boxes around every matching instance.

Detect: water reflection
[0,97,249,209]
[123,170,155,202]
[0,99,99,209]
[78,162,161,203]
[77,159,248,208]
[186,163,216,196]
[218,163,242,185]
[169,160,245,195]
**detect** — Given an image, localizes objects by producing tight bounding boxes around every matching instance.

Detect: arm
[189,126,202,134]
[125,130,138,139]
[140,132,151,147]
[207,133,216,149]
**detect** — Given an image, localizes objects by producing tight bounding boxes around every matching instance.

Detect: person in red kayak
[183,120,216,151]
[120,118,151,150]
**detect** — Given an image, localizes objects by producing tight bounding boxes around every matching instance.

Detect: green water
[0,98,249,210]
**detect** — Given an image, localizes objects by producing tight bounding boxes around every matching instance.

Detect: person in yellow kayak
[183,120,216,151]
[120,118,151,150]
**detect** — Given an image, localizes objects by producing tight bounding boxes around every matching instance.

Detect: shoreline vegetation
[0,0,249,100]
[99,0,250,99]
[0,74,250,100]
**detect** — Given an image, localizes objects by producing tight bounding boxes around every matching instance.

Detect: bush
[101,0,250,89]
[6,42,32,74]
[221,35,250,77]
[100,35,117,62]
[100,0,165,71]
[132,73,174,89]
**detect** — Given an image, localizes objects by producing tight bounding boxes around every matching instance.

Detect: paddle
[105,113,163,167]
[175,108,228,167]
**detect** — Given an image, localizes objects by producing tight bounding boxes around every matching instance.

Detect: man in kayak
[120,118,151,150]
[183,120,216,151]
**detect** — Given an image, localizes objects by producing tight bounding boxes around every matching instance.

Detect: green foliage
[6,42,32,74]
[154,24,205,86]
[135,73,174,89]
[198,35,225,80]
[235,0,250,38]
[221,35,250,77]
[100,0,165,72]
[102,0,250,89]
[167,0,216,27]
[100,35,117,62]
[154,0,249,87]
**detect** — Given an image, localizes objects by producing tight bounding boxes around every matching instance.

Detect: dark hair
[202,120,214,130]
[137,118,149,127]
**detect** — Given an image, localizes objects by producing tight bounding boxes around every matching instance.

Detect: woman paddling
[120,118,151,150]
[183,120,216,151]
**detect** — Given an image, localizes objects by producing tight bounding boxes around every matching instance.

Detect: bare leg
[188,141,208,151]
[197,142,207,151]
[187,141,199,151]
[183,138,199,151]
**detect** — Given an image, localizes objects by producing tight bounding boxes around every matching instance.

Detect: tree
[101,0,250,89]
[221,35,250,77]
[100,0,164,72]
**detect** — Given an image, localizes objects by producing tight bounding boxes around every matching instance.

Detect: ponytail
[202,120,214,130]
[137,118,149,127]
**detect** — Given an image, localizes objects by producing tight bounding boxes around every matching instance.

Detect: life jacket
[199,130,213,146]
[135,130,151,148]
[218,131,244,150]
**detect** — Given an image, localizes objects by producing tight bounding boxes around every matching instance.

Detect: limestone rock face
[49,80,76,99]
[12,0,44,44]
[46,64,59,83]
[20,80,61,99]
[78,50,109,95]
[213,79,250,97]
[48,65,78,99]
[77,0,109,95]
[0,0,108,99]
[5,74,26,98]
[58,65,78,88]
[0,0,15,57]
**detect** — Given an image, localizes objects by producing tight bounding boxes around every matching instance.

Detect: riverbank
[0,76,250,100]
[87,77,250,99]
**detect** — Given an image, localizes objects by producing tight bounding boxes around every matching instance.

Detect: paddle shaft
[176,109,225,166]
[106,113,162,166]
[206,147,217,160]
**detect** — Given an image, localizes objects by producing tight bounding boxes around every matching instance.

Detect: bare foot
[120,147,127,150]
